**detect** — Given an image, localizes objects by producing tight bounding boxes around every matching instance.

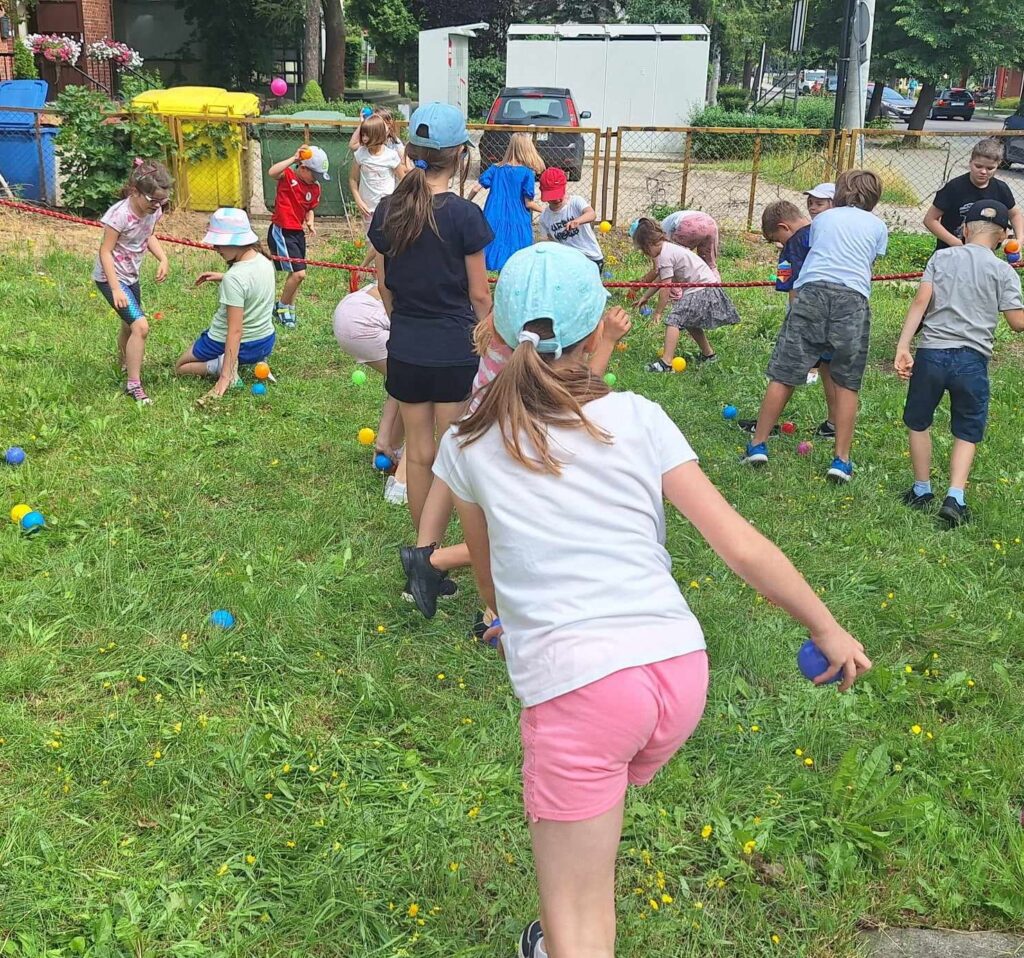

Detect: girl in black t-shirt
[925,138,1024,249]
[367,102,493,538]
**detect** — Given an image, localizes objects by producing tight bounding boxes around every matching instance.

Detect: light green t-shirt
[208,254,276,343]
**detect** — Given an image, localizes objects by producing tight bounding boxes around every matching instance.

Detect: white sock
[205,356,224,376]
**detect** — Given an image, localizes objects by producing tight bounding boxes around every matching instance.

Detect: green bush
[53,86,176,216]
[794,96,835,130]
[468,56,506,121]
[688,107,813,158]
[300,80,326,106]
[716,85,748,112]
[996,96,1021,112]
[345,37,362,87]
[119,69,163,103]
[270,99,373,118]
[13,39,38,80]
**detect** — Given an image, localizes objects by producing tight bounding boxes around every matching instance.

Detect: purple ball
[798,639,841,684]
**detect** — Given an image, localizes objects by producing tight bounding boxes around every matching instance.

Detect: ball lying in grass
[358,428,376,446]
[209,609,235,629]
[599,220,612,233]
[797,441,812,455]
[10,503,32,524]
[351,369,368,386]
[603,372,617,386]
[782,421,796,435]
[5,446,26,466]
[251,383,267,397]
[20,510,45,533]
[672,357,687,373]
[254,361,271,381]
[722,405,738,420]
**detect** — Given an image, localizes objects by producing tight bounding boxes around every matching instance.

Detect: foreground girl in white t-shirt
[431,242,871,958]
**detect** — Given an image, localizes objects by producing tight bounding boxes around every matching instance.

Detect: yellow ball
[598,220,612,233]
[672,357,687,373]
[10,503,31,524]
[357,428,376,446]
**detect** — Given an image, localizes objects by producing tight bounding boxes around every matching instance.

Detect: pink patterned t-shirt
[91,198,162,286]
[468,341,513,413]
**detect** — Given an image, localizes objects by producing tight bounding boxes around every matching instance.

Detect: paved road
[921,115,1006,133]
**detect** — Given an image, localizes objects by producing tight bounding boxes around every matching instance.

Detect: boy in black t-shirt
[925,138,1024,249]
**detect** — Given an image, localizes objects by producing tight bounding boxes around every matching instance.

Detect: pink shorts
[520,651,709,823]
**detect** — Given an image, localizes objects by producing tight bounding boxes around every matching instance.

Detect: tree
[519,0,623,18]
[321,0,347,98]
[410,0,517,58]
[625,0,690,21]
[303,0,322,86]
[348,0,419,96]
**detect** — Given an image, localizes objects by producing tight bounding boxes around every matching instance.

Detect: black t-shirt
[368,192,493,366]
[933,173,1016,249]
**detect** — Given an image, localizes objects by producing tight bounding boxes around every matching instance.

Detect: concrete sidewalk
[863,929,1024,957]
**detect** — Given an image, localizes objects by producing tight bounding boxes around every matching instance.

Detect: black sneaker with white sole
[737,419,779,437]
[814,420,837,439]
[901,488,935,510]
[519,920,545,958]
[937,496,971,527]
[400,545,452,618]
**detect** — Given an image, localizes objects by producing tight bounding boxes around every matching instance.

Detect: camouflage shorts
[766,282,871,391]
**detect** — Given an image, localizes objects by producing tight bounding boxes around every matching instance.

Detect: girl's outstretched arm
[663,461,871,690]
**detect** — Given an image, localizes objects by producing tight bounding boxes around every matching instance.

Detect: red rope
[0,197,992,289]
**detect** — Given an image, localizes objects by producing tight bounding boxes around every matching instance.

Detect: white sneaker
[384,476,408,505]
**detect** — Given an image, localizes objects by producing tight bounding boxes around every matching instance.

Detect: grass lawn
[2,215,1023,957]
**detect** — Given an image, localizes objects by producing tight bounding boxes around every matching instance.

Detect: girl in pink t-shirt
[632,217,740,372]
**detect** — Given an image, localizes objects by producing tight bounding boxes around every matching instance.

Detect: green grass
[2,225,1024,957]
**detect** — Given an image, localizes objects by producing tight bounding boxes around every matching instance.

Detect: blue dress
[478,164,536,271]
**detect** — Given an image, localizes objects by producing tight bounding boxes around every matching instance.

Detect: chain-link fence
[0,107,59,205]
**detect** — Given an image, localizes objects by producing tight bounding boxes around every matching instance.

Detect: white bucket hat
[203,207,259,246]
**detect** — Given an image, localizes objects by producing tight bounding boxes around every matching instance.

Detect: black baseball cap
[964,199,1010,229]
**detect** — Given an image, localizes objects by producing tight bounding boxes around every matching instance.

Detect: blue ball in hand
[210,609,235,629]
[639,306,653,316]
[373,452,393,471]
[798,639,841,684]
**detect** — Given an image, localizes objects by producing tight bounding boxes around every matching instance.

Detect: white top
[354,145,402,212]
[91,198,162,285]
[794,206,888,300]
[433,390,706,707]
[655,240,717,300]
[540,195,604,262]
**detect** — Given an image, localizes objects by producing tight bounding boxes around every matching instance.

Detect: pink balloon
[270,77,287,97]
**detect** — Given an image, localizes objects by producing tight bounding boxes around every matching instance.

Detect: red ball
[782,421,796,435]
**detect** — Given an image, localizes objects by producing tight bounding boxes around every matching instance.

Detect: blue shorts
[903,346,989,443]
[191,330,276,365]
[96,280,145,324]
[268,224,306,273]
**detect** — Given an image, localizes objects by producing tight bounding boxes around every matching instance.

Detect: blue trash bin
[0,79,57,204]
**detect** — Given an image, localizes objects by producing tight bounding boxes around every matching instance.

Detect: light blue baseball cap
[407,102,470,149]
[494,244,609,356]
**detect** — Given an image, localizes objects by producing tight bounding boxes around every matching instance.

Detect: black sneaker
[814,420,837,439]
[695,352,718,365]
[519,921,545,958]
[938,496,971,527]
[645,358,673,373]
[400,545,448,618]
[737,418,779,437]
[901,488,935,510]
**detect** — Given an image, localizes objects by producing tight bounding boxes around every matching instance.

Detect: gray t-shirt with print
[917,244,1023,359]
[540,195,603,262]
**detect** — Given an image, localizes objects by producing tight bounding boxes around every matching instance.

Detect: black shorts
[96,280,144,324]
[268,224,307,273]
[386,357,478,404]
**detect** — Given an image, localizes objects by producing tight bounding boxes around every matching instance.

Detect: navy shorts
[268,225,306,273]
[191,330,276,365]
[903,347,989,443]
[386,357,477,404]
[96,280,145,324]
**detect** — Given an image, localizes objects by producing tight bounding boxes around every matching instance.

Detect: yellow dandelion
[931,652,940,660]
[437,673,446,681]
[152,750,162,760]
[449,862,460,871]
[377,625,386,634]
[701,824,713,840]
[408,903,419,918]
[661,894,673,904]
[794,748,803,757]
[154,693,163,702]
[467,806,480,819]
[753,816,762,824]
[282,763,292,774]
[197,714,208,729]
[925,731,934,740]
[649,899,659,910]
[333,841,342,852]
[461,717,474,725]
[905,665,913,673]
[894,763,902,772]
[693,901,704,910]
[416,918,425,926]
[172,722,182,734]
[742,840,756,855]
[217,863,229,877]
[967,679,975,688]
[911,724,922,735]
[286,840,296,848]
[750,725,761,732]
[689,580,699,589]
[136,675,147,684]
[309,764,320,773]
[715,878,726,889]
[804,757,814,767]
[880,601,888,609]
[691,920,701,930]
[263,792,273,800]
[772,934,781,944]
[246,854,256,865]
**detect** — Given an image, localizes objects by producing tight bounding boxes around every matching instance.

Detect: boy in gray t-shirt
[896,199,1024,526]
[538,167,604,271]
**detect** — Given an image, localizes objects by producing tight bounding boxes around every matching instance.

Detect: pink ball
[270,77,288,97]
[797,441,812,456]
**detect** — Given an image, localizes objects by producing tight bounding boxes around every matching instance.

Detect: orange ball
[1005,239,1020,254]
[298,146,313,161]
[254,362,270,380]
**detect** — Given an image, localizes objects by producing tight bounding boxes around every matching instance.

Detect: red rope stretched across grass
[0,197,947,291]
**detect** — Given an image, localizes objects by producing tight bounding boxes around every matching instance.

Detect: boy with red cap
[538,167,604,273]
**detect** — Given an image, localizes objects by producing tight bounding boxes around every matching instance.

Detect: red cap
[539,167,567,201]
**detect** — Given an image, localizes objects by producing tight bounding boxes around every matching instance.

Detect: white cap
[804,183,835,200]
[300,145,331,181]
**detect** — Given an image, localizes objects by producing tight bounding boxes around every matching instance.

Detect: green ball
[351,369,368,386]
[603,372,617,387]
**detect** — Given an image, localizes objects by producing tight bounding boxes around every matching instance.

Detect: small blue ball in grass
[798,639,841,684]
[251,383,267,397]
[722,405,738,420]
[603,270,614,280]
[20,510,45,532]
[373,452,393,471]
[5,446,25,466]
[639,306,652,316]
[210,609,235,629]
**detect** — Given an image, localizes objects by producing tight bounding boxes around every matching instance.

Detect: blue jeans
[903,347,989,443]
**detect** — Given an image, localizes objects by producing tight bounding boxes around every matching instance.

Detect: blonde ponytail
[382,142,467,255]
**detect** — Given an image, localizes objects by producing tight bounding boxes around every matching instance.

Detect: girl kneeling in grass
[174,208,276,402]
[431,241,871,958]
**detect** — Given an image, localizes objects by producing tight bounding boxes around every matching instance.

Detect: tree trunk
[905,78,937,139]
[397,56,406,97]
[303,0,322,87]
[321,0,345,100]
[707,45,721,106]
[960,67,970,88]
[865,79,884,121]
[742,53,753,92]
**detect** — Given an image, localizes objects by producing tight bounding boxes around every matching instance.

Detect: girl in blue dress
[469,133,545,271]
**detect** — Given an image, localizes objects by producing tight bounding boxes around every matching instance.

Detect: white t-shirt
[540,195,603,262]
[354,145,402,212]
[794,206,888,300]
[433,391,706,707]
[91,198,162,285]
[655,241,717,300]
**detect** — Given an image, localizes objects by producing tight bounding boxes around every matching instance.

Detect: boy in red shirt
[267,145,329,328]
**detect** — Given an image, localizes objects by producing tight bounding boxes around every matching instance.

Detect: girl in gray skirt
[632,217,741,371]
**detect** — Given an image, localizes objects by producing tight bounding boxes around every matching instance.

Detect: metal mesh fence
[0,109,59,206]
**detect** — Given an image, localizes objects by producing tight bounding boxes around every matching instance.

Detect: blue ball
[1009,252,1021,265]
[20,510,45,532]
[251,383,267,397]
[5,446,25,466]
[722,405,738,420]
[373,453,393,471]
[603,270,614,280]
[210,609,235,629]
[639,306,653,316]
[798,639,841,684]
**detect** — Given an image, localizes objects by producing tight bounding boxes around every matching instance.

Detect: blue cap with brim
[407,102,471,150]
[494,244,610,356]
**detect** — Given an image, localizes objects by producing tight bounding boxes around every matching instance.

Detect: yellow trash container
[132,87,260,212]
